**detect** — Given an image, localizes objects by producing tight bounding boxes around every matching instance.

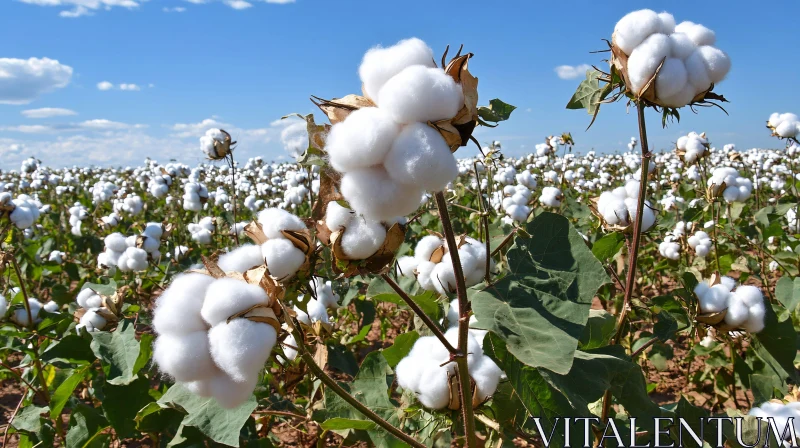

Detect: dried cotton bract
[200,129,235,160]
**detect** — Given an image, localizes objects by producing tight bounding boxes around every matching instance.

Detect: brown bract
[447,372,485,410]
[318,219,406,278]
[205,129,235,161]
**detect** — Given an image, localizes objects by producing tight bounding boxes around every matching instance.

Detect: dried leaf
[244,221,268,245]
[312,94,375,125]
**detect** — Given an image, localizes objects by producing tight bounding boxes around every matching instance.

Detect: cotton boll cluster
[257,208,310,281]
[612,10,730,107]
[153,273,278,408]
[188,217,215,245]
[707,167,753,203]
[328,38,465,221]
[323,202,390,260]
[694,277,766,333]
[676,132,710,164]
[91,181,117,204]
[493,166,517,185]
[501,185,532,222]
[183,181,209,212]
[6,194,42,229]
[748,402,800,443]
[68,203,89,236]
[539,186,563,208]
[199,129,234,160]
[148,173,172,198]
[49,250,66,264]
[658,237,680,260]
[596,181,656,231]
[98,224,163,271]
[767,113,800,139]
[120,194,144,215]
[396,235,493,294]
[688,230,712,257]
[394,327,502,410]
[10,298,47,327]
[74,289,109,333]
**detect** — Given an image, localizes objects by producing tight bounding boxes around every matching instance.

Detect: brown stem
[434,192,478,448]
[227,154,240,246]
[380,273,456,353]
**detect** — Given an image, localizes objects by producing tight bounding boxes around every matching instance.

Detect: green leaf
[65,403,109,448]
[367,277,440,322]
[775,276,800,313]
[133,332,154,374]
[81,279,117,297]
[50,365,90,419]
[12,405,49,433]
[471,212,609,374]
[102,375,155,438]
[135,402,185,434]
[382,331,420,368]
[751,303,799,395]
[592,232,625,263]
[579,309,615,350]
[321,418,377,431]
[477,99,516,123]
[157,383,257,447]
[90,318,141,385]
[41,334,96,364]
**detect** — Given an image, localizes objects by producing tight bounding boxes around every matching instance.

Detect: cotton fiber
[378,65,463,124]
[325,107,400,172]
[358,37,435,102]
[340,167,424,221]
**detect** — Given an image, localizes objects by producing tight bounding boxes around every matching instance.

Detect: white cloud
[184,0,293,8]
[225,0,252,9]
[119,83,141,91]
[1,119,145,134]
[97,81,114,91]
[0,58,73,105]
[163,6,186,12]
[21,108,78,119]
[97,81,142,91]
[554,64,592,80]
[19,0,144,18]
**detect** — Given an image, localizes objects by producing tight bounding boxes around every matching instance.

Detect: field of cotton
[1,9,800,448]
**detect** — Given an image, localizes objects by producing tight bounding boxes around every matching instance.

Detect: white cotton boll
[209,372,258,409]
[141,236,160,254]
[416,261,437,291]
[743,303,766,333]
[125,235,138,248]
[325,107,400,172]
[675,21,716,47]
[695,245,710,257]
[685,50,712,93]
[13,299,42,326]
[625,180,640,199]
[282,333,298,362]
[699,284,730,313]
[657,12,676,34]
[639,203,656,232]
[396,256,420,278]
[613,9,662,55]
[153,332,216,382]
[340,167,424,221]
[658,77,694,108]
[416,236,445,261]
[77,288,98,308]
[201,278,270,327]
[720,276,737,292]
[627,33,671,94]
[80,309,107,331]
[105,233,128,252]
[143,222,163,240]
[307,298,330,323]
[471,356,503,402]
[208,319,276,383]
[257,208,306,240]
[669,33,696,60]
[696,46,730,84]
[735,285,763,307]
[340,218,386,259]
[444,327,483,369]
[776,121,799,138]
[431,262,456,295]
[693,282,710,299]
[602,198,628,226]
[416,364,451,409]
[724,296,749,328]
[505,204,530,222]
[262,239,306,280]
[395,355,425,393]
[153,273,215,335]
[378,65,463,124]
[325,202,353,232]
[123,247,149,271]
[676,135,689,150]
[383,122,458,192]
[722,186,740,203]
[217,244,264,274]
[359,37,435,103]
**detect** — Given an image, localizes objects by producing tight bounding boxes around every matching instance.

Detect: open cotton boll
[359,37,435,103]
[378,65,463,124]
[416,363,451,409]
[340,167,424,221]
[153,273,215,335]
[444,327,483,369]
[340,217,386,259]
[743,302,766,333]
[282,333,299,362]
[143,222,163,240]
[383,122,458,192]
[208,372,258,409]
[612,9,662,55]
[699,284,730,313]
[655,58,689,99]
[505,204,530,222]
[257,208,306,240]
[395,355,425,393]
[471,356,503,402]
[657,12,676,35]
[153,332,216,382]
[396,256,420,278]
[685,50,712,94]
[105,233,128,253]
[627,33,671,94]
[416,261,437,291]
[776,121,800,138]
[262,239,306,280]
[77,288,100,309]
[79,309,107,332]
[325,202,353,232]
[325,107,400,172]
[208,318,276,383]
[311,278,340,309]
[675,21,716,47]
[697,46,730,84]
[719,276,737,291]
[669,33,696,60]
[217,244,264,274]
[724,296,749,328]
[415,235,446,262]
[201,278,270,327]
[13,299,42,326]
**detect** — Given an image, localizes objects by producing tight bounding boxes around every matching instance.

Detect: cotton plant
[183,181,209,212]
[98,223,163,272]
[68,202,89,236]
[594,180,656,232]
[767,112,800,141]
[74,289,111,333]
[1,193,42,229]
[694,275,766,333]
[396,235,493,295]
[200,129,235,160]
[707,167,753,203]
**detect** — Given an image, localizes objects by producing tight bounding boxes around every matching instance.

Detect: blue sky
[1,0,798,169]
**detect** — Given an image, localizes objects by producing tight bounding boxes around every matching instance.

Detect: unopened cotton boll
[217,244,265,273]
[325,107,400,172]
[325,202,353,232]
[613,9,662,55]
[208,319,277,383]
[627,33,671,94]
[153,331,216,382]
[340,167,423,221]
[257,208,306,240]
[154,273,216,335]
[378,65,463,124]
[383,122,458,192]
[201,278,270,327]
[339,217,386,259]
[261,238,306,280]
[359,37,435,103]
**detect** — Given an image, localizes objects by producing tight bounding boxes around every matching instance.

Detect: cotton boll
[414,235,446,262]
[208,319,276,383]
[655,58,689,99]
[325,107,400,172]
[416,261,437,291]
[613,9,662,55]
[105,233,128,252]
[340,167,424,221]
[743,303,766,333]
[471,356,503,402]
[209,372,258,409]
[153,332,216,382]
[720,276,737,292]
[669,33,696,61]
[685,50,712,93]
[141,237,160,254]
[217,244,264,273]
[696,46,730,84]
[724,297,749,328]
[325,202,353,232]
[444,327,483,369]
[13,299,42,326]
[602,198,628,226]
[262,239,306,280]
[675,21,716,46]
[735,285,763,307]
[153,273,216,335]
[282,333,299,362]
[143,222,163,240]
[201,278,270,327]
[359,37,435,103]
[384,122,458,192]
[431,262,456,296]
[396,256,420,278]
[693,282,710,299]
[776,121,799,138]
[79,309,107,332]
[699,284,730,313]
[395,355,425,392]
[185,377,215,398]
[378,65,463,124]
[627,33,671,94]
[77,288,98,308]
[257,208,307,240]
[340,218,386,259]
[416,364,451,409]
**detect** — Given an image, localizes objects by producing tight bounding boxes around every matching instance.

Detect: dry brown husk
[447,372,483,410]
[319,220,406,278]
[205,129,235,160]
[73,285,128,326]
